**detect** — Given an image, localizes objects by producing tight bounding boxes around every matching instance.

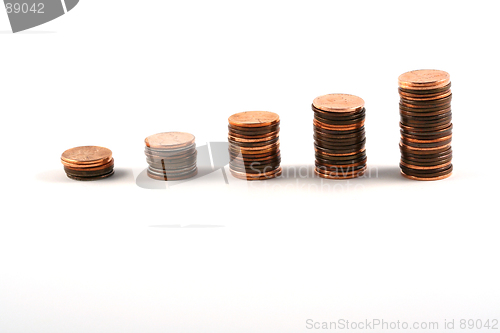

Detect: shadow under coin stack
[228,111,282,180]
[398,69,453,181]
[144,132,198,181]
[61,146,114,181]
[312,94,367,179]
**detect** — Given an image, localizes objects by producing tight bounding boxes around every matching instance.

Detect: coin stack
[312,94,367,179]
[61,146,114,181]
[144,132,198,181]
[398,69,453,181]
[228,111,282,180]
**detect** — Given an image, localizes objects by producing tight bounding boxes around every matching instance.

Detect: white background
[1,1,499,332]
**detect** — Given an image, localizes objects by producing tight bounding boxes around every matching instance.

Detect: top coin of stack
[61,146,114,181]
[398,69,453,181]
[228,111,282,180]
[312,94,367,179]
[144,132,198,181]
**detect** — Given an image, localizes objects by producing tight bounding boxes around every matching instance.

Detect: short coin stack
[312,94,367,179]
[145,132,198,181]
[61,146,114,181]
[398,69,453,181]
[228,111,282,180]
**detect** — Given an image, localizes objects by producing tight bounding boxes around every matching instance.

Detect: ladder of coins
[228,111,282,180]
[61,146,114,181]
[144,132,198,181]
[398,70,453,181]
[312,94,367,179]
[60,69,455,183]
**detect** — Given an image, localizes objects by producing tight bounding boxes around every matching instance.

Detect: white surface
[1,1,499,332]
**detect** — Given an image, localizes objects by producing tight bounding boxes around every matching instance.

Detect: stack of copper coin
[144,132,198,181]
[312,94,367,179]
[61,146,114,181]
[228,111,282,180]
[398,69,453,181]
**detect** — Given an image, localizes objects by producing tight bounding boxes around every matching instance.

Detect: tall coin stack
[398,70,453,180]
[228,111,282,180]
[145,132,198,181]
[312,94,367,179]
[61,146,114,181]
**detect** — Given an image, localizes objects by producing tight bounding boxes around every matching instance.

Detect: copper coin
[229,140,280,150]
[312,104,365,115]
[399,107,451,117]
[230,158,281,168]
[313,119,364,131]
[228,126,280,137]
[229,154,280,162]
[229,151,280,160]
[314,114,365,126]
[228,134,279,143]
[400,118,452,129]
[400,104,451,114]
[400,164,452,177]
[66,170,115,181]
[399,83,451,95]
[314,129,366,141]
[400,122,452,133]
[61,146,112,165]
[230,166,282,180]
[315,147,366,157]
[400,160,451,170]
[61,158,113,169]
[402,150,452,161]
[316,151,366,162]
[316,155,367,165]
[313,106,366,121]
[400,169,452,181]
[228,111,280,128]
[400,158,452,169]
[398,69,450,90]
[312,94,365,113]
[65,165,115,177]
[399,142,451,154]
[399,98,451,109]
[314,135,365,147]
[230,161,281,173]
[228,137,279,148]
[401,147,452,159]
[400,128,452,138]
[145,132,195,149]
[398,90,452,101]
[64,158,115,171]
[230,150,281,160]
[314,125,365,137]
[401,138,451,148]
[401,135,452,144]
[314,165,367,179]
[316,157,367,169]
[227,130,280,140]
[229,144,280,154]
[315,138,366,150]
